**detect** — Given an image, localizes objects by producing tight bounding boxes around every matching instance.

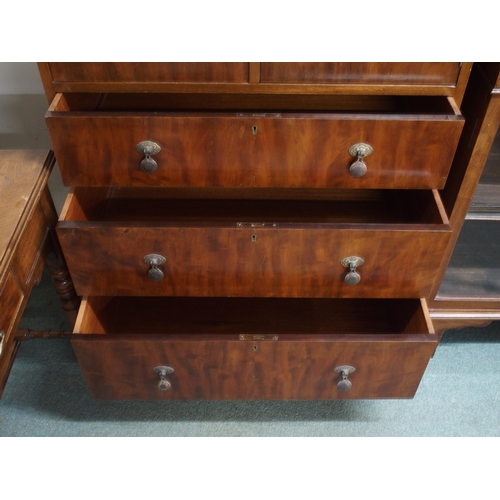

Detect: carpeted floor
[1,268,499,437]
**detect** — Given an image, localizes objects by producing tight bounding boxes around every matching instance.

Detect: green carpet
[1,269,499,437]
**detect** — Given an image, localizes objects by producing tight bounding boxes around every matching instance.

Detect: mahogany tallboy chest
[4,62,497,401]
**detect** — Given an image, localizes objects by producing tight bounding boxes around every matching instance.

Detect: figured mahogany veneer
[57,188,451,299]
[71,296,437,400]
[260,62,462,85]
[46,62,250,84]
[45,93,463,189]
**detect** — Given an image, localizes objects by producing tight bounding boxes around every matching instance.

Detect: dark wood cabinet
[32,62,500,400]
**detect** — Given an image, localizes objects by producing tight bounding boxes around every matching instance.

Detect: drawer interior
[51,92,461,116]
[75,296,434,338]
[72,297,436,400]
[61,187,449,226]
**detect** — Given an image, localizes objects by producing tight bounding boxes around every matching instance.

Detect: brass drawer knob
[143,254,166,281]
[153,365,174,391]
[136,140,161,173]
[341,256,364,285]
[335,365,356,391]
[348,143,373,177]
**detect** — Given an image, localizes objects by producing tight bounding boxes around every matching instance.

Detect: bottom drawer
[72,297,437,400]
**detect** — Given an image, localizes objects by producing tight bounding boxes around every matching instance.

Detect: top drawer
[46,93,464,189]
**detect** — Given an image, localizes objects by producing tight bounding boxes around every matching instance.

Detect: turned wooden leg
[45,252,80,328]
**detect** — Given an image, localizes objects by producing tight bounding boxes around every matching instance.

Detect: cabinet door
[45,62,250,83]
[260,63,462,85]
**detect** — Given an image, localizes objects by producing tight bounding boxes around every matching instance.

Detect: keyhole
[253,345,258,351]
[251,234,257,242]
[252,125,258,135]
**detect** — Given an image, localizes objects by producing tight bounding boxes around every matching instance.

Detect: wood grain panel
[12,204,48,288]
[261,63,461,85]
[46,107,464,189]
[71,296,436,400]
[72,335,436,400]
[47,63,250,83]
[0,272,24,396]
[57,223,450,299]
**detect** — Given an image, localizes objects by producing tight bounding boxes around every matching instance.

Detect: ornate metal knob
[136,140,161,173]
[153,365,174,391]
[143,254,166,281]
[348,143,373,177]
[341,256,364,286]
[335,365,356,391]
[0,330,5,357]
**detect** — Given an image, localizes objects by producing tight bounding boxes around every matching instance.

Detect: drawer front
[0,272,24,396]
[71,334,436,400]
[46,62,250,83]
[57,225,451,298]
[46,112,464,189]
[261,63,462,85]
[12,204,48,289]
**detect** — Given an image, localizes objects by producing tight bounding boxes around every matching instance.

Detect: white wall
[0,63,45,94]
[0,62,50,148]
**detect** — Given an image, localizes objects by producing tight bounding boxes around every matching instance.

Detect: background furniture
[428,64,500,332]
[0,150,78,396]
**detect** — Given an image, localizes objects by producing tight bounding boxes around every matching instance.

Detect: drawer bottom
[72,297,437,400]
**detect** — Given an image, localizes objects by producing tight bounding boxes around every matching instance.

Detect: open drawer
[45,93,464,189]
[71,296,437,400]
[57,187,452,298]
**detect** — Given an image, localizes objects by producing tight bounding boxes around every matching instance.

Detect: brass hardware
[239,334,278,341]
[348,143,373,178]
[341,256,364,286]
[0,330,5,357]
[237,113,282,118]
[334,365,356,391]
[253,345,258,351]
[153,365,174,391]
[136,140,161,173]
[236,222,279,228]
[252,125,258,135]
[143,253,166,281]
[251,234,257,242]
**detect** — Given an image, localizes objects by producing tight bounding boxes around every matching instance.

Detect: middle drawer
[57,187,451,298]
